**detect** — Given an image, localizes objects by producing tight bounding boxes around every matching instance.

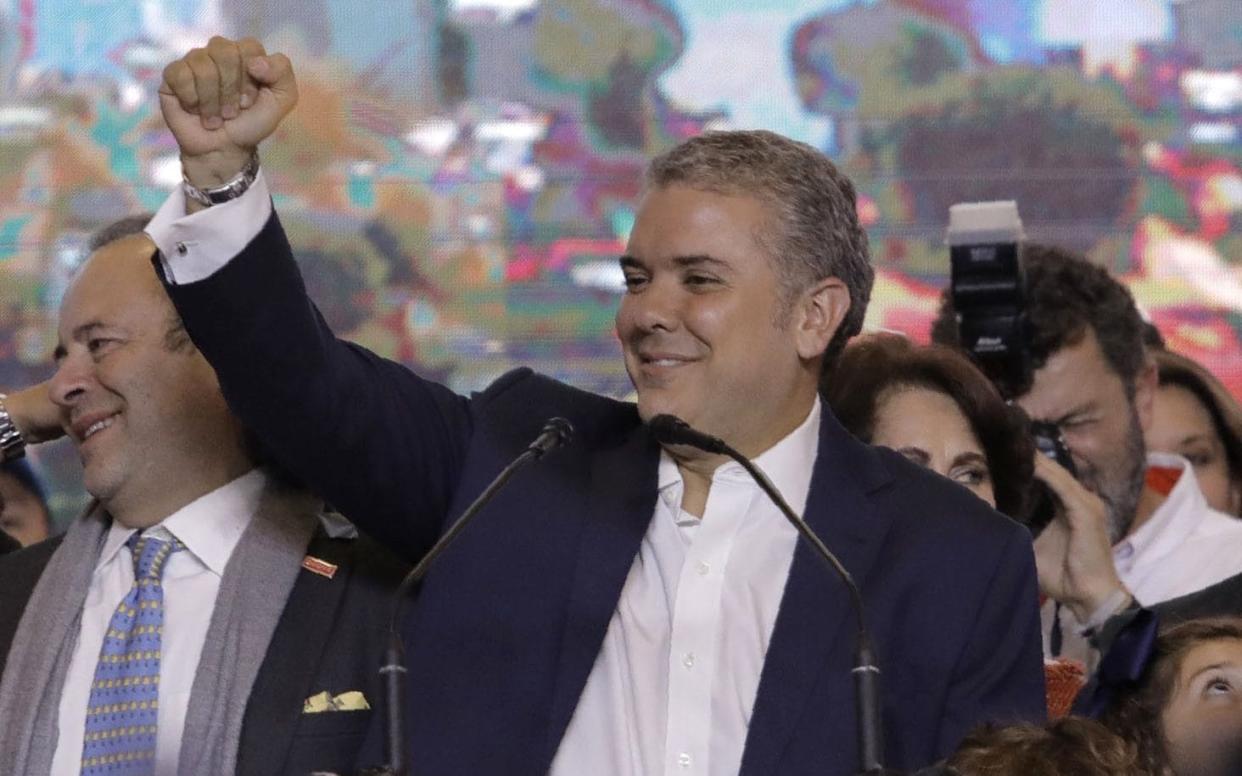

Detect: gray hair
[645,130,873,367]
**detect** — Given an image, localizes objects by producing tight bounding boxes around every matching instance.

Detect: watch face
[207,185,240,204]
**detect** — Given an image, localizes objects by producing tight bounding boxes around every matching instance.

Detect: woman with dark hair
[1100,616,1242,776]
[825,333,1034,520]
[1146,349,1242,518]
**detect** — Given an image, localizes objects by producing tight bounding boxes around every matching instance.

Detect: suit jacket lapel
[236,509,349,775]
[544,423,660,763]
[740,409,895,776]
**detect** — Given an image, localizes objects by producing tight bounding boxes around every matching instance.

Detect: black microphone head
[648,414,728,454]
[542,417,574,448]
[529,416,574,456]
[648,414,691,444]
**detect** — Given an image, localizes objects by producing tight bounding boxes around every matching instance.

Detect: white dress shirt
[550,402,820,776]
[50,469,266,776]
[146,170,274,284]
[1114,452,1242,603]
[145,171,822,774]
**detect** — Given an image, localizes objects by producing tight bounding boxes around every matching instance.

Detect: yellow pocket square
[302,690,371,713]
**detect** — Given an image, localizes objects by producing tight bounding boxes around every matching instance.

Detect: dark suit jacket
[1090,570,1242,656]
[0,509,408,776]
[162,212,1046,775]
[1148,570,1242,625]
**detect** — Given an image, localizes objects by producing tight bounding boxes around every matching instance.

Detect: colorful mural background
[0,0,1239,525]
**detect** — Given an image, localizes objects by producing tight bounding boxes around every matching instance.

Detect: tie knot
[126,533,183,580]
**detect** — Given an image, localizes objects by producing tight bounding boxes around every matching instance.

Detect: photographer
[933,243,1242,664]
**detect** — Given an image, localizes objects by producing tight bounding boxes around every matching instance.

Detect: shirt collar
[96,469,268,577]
[657,399,822,516]
[1115,452,1208,564]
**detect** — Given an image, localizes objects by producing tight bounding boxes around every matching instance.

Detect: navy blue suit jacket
[161,213,1045,775]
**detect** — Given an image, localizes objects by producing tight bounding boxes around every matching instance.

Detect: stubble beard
[1078,407,1148,544]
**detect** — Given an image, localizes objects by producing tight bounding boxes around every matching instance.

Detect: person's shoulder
[1195,504,1242,540]
[1156,568,1242,626]
[478,368,632,413]
[871,444,1024,536]
[1169,503,1242,574]
[474,367,640,447]
[858,444,1031,576]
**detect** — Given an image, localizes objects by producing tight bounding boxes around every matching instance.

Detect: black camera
[947,202,1076,534]
[947,201,1030,400]
[1027,420,1077,535]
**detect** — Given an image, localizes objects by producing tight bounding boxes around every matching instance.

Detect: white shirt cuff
[144,170,273,284]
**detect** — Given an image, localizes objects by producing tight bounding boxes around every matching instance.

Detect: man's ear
[794,277,850,361]
[1134,352,1159,431]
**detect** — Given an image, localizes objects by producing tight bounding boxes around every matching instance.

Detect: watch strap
[0,394,27,462]
[182,151,260,207]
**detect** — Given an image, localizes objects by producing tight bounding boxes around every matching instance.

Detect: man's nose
[49,353,91,409]
[631,279,682,333]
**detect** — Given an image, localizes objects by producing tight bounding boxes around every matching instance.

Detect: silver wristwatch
[182,151,260,207]
[0,394,26,462]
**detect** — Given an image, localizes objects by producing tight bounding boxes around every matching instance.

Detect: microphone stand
[358,418,573,776]
[729,450,885,775]
[648,415,886,776]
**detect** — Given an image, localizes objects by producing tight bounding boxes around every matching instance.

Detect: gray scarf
[0,482,319,776]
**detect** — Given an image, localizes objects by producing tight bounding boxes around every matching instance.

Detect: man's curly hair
[931,243,1146,398]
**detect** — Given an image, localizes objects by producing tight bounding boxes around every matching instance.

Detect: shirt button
[682,652,695,668]
[696,561,710,576]
[1115,543,1134,560]
[678,752,692,768]
[175,241,188,256]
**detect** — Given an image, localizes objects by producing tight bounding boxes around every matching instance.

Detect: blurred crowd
[1,38,1240,774]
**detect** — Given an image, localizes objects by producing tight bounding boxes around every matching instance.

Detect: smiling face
[1148,383,1241,516]
[48,234,252,526]
[1161,638,1242,776]
[617,184,847,458]
[871,385,996,508]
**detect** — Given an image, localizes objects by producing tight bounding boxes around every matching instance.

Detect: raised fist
[159,36,299,184]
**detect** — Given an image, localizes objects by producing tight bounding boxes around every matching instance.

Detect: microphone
[529,416,574,456]
[364,417,574,776]
[649,414,887,776]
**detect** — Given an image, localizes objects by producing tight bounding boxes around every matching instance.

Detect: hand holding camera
[1030,451,1126,622]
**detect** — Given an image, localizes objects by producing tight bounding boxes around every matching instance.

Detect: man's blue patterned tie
[80,533,182,775]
